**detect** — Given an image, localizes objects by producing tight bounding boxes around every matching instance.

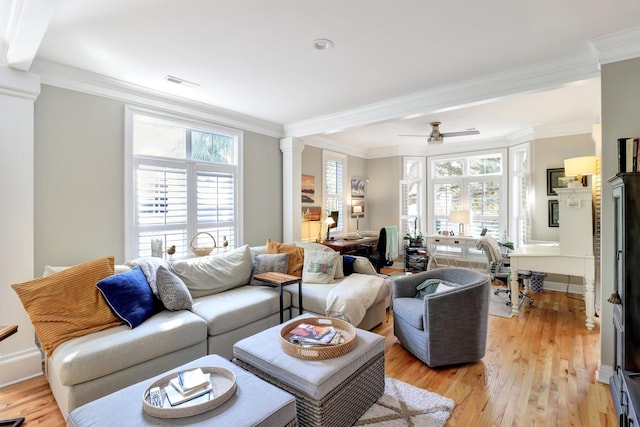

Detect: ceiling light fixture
[313,38,334,50]
[164,75,200,88]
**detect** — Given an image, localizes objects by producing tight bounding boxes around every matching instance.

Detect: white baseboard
[597,363,614,384]
[0,346,43,387]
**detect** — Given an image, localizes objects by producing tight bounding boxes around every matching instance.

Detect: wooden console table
[0,325,18,342]
[320,236,377,254]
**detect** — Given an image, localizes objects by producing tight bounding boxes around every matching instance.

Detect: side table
[252,272,303,323]
[1,325,24,427]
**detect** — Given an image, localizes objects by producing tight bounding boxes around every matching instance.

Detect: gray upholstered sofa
[392,267,490,367]
[38,242,390,417]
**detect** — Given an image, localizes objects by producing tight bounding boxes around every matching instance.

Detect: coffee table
[68,355,297,426]
[233,314,385,427]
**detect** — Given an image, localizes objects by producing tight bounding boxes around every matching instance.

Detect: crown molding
[591,26,640,65]
[30,59,284,138]
[531,120,594,140]
[301,135,371,159]
[0,66,40,100]
[283,52,600,139]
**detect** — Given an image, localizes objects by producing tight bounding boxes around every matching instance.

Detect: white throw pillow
[351,256,377,276]
[302,249,340,284]
[171,245,252,297]
[434,282,456,294]
[294,241,344,279]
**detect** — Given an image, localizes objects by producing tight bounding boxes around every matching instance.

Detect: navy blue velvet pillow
[96,266,158,328]
[342,255,356,276]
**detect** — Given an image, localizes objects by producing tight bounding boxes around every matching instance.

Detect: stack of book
[618,137,640,173]
[164,368,213,406]
[286,322,342,346]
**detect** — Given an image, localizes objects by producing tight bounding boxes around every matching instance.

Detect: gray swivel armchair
[392,268,490,367]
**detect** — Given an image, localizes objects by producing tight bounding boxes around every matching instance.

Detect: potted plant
[403,218,424,247]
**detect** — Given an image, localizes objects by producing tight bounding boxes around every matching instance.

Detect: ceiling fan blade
[441,129,480,137]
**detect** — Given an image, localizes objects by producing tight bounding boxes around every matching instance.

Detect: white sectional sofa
[28,241,390,417]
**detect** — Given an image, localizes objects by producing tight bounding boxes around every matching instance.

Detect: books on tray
[286,322,342,346]
[163,369,213,407]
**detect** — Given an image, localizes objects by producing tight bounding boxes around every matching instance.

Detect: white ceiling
[5,0,640,156]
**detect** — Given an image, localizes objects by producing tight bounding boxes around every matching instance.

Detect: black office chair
[357,227,394,273]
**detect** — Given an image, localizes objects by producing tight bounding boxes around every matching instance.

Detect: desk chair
[476,237,533,307]
[356,227,394,273]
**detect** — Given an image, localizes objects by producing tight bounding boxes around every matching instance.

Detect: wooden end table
[1,325,24,427]
[252,272,303,323]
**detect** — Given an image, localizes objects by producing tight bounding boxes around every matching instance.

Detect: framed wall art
[548,199,559,227]
[546,168,566,196]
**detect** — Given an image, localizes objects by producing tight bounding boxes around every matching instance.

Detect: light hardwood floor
[0,286,615,426]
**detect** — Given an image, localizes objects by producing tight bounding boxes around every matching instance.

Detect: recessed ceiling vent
[164,75,200,88]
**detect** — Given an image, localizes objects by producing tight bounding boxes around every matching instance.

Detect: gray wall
[367,156,403,232]
[34,85,281,274]
[600,57,640,374]
[531,133,595,241]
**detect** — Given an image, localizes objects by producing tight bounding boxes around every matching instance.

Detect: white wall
[0,68,42,386]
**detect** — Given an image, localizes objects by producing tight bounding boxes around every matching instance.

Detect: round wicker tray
[142,366,236,419]
[280,317,357,360]
[190,232,217,257]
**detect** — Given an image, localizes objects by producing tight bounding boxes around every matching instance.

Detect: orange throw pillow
[12,256,122,357]
[266,239,304,277]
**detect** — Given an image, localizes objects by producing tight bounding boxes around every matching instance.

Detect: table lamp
[449,209,471,236]
[352,204,363,237]
[325,215,335,241]
[564,156,598,187]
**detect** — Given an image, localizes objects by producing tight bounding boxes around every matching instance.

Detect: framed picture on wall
[546,168,566,196]
[548,200,559,227]
[351,178,365,198]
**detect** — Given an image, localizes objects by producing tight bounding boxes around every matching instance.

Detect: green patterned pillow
[415,278,459,298]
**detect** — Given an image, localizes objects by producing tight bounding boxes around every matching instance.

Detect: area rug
[488,286,514,318]
[355,377,455,426]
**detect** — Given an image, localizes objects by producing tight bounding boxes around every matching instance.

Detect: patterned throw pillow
[156,266,193,311]
[415,278,459,298]
[250,253,290,285]
[302,249,340,284]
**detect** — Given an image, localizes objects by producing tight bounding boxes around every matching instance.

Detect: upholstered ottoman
[233,314,385,427]
[67,354,297,427]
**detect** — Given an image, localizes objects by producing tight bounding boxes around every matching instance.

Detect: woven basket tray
[280,317,357,360]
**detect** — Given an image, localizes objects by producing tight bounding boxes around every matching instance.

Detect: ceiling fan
[401,121,480,143]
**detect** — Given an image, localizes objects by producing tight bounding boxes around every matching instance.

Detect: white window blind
[323,151,346,233]
[429,150,507,240]
[126,107,242,259]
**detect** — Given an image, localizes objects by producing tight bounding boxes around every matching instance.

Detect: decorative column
[0,67,41,386]
[279,137,305,242]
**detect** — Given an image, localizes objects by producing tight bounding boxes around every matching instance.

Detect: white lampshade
[564,156,598,177]
[352,205,363,214]
[449,209,471,224]
[449,209,471,235]
[326,216,335,226]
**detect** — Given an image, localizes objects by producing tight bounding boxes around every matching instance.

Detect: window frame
[427,148,508,240]
[400,156,427,239]
[322,150,347,236]
[124,106,243,260]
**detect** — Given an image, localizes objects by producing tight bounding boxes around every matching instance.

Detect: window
[400,157,426,239]
[125,107,242,259]
[429,150,507,240]
[323,151,346,235]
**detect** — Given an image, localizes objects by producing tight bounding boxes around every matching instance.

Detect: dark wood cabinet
[610,174,640,426]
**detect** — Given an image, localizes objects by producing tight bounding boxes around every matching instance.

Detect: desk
[425,235,482,269]
[320,236,377,254]
[509,242,595,330]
